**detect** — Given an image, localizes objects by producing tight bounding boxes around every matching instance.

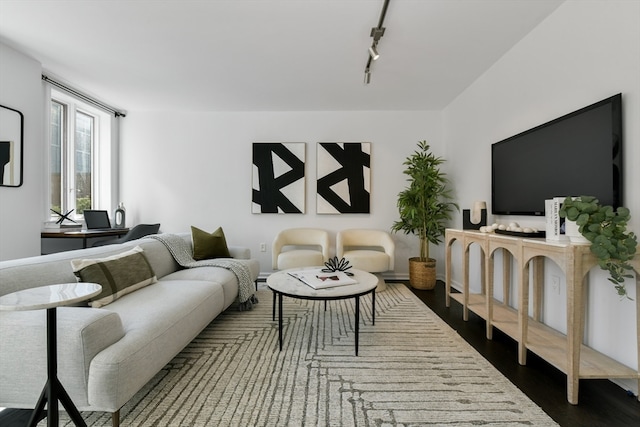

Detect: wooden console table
[444,228,639,404]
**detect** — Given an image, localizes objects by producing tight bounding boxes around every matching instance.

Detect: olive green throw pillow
[71,246,157,308]
[191,226,231,260]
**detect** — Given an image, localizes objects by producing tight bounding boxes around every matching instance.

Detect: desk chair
[92,223,161,247]
[336,229,395,292]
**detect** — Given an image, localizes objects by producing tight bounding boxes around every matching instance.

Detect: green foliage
[391,141,458,260]
[50,199,92,216]
[559,195,637,299]
[76,198,92,215]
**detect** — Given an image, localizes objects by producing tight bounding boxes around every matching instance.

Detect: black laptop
[84,210,113,230]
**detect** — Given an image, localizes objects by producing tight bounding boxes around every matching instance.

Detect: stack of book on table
[288,268,357,289]
[43,221,82,230]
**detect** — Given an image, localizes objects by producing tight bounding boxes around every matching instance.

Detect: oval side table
[0,282,102,427]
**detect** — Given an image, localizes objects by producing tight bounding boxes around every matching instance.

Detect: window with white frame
[49,90,114,220]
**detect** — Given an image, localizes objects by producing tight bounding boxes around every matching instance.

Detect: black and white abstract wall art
[252,142,305,214]
[316,142,370,214]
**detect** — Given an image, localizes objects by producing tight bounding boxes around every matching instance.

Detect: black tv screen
[491,94,622,216]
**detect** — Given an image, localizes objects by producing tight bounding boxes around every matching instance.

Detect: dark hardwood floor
[2,280,638,426]
[408,280,640,427]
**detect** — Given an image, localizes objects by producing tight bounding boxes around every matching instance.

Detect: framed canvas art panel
[0,104,24,187]
[317,142,370,214]
[252,142,306,214]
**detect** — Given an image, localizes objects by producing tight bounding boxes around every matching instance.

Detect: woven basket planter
[409,257,437,290]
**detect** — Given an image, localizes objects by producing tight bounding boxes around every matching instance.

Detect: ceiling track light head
[364,69,371,84]
[368,45,379,61]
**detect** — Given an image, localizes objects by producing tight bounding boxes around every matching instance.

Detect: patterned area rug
[48,283,557,426]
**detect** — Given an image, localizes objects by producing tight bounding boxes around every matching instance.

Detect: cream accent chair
[272,228,331,270]
[336,229,395,292]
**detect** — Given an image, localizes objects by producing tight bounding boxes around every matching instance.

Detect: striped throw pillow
[71,246,157,308]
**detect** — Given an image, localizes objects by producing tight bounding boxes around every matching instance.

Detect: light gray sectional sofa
[0,233,259,426]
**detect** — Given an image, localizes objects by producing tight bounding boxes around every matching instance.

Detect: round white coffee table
[267,268,377,356]
[0,282,102,427]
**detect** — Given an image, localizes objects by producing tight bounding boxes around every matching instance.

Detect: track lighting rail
[364,0,391,84]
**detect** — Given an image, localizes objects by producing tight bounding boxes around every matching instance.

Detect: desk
[445,228,639,404]
[0,283,102,427]
[41,229,129,253]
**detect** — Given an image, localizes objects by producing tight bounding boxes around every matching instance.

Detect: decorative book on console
[287,268,358,289]
[545,197,567,241]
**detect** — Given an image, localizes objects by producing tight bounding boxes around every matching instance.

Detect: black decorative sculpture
[50,208,78,225]
[321,256,354,276]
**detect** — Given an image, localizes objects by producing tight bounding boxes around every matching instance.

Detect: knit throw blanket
[149,234,258,311]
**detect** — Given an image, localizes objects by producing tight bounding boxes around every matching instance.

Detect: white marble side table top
[0,282,102,311]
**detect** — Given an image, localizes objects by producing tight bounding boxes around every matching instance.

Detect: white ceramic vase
[564,219,589,244]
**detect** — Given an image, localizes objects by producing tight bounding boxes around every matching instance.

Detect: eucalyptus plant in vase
[559,195,637,299]
[391,141,458,289]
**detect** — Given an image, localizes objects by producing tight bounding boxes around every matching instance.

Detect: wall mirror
[0,104,24,187]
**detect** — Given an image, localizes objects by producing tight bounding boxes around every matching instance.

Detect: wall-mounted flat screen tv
[491,93,622,216]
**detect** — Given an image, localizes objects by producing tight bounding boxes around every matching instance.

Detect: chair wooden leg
[112,410,120,427]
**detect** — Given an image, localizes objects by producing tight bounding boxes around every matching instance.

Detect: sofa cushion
[86,279,226,411]
[191,226,231,260]
[71,246,157,308]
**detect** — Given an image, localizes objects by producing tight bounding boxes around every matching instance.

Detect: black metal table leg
[272,291,275,321]
[372,289,376,325]
[29,307,87,427]
[278,292,283,351]
[355,296,360,356]
[28,383,47,426]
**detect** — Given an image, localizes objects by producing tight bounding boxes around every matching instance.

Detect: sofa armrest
[228,246,251,259]
[0,307,124,408]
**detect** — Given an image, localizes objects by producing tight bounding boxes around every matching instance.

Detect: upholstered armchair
[272,228,330,270]
[336,229,395,291]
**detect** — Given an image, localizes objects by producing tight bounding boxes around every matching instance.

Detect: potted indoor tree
[559,195,637,299]
[391,141,458,290]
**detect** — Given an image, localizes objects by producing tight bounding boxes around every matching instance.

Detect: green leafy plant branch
[559,195,637,299]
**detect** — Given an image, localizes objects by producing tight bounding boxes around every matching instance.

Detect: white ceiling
[0,0,564,112]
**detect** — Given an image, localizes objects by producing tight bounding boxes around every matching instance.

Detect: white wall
[0,43,44,260]
[442,0,640,388]
[120,110,443,278]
